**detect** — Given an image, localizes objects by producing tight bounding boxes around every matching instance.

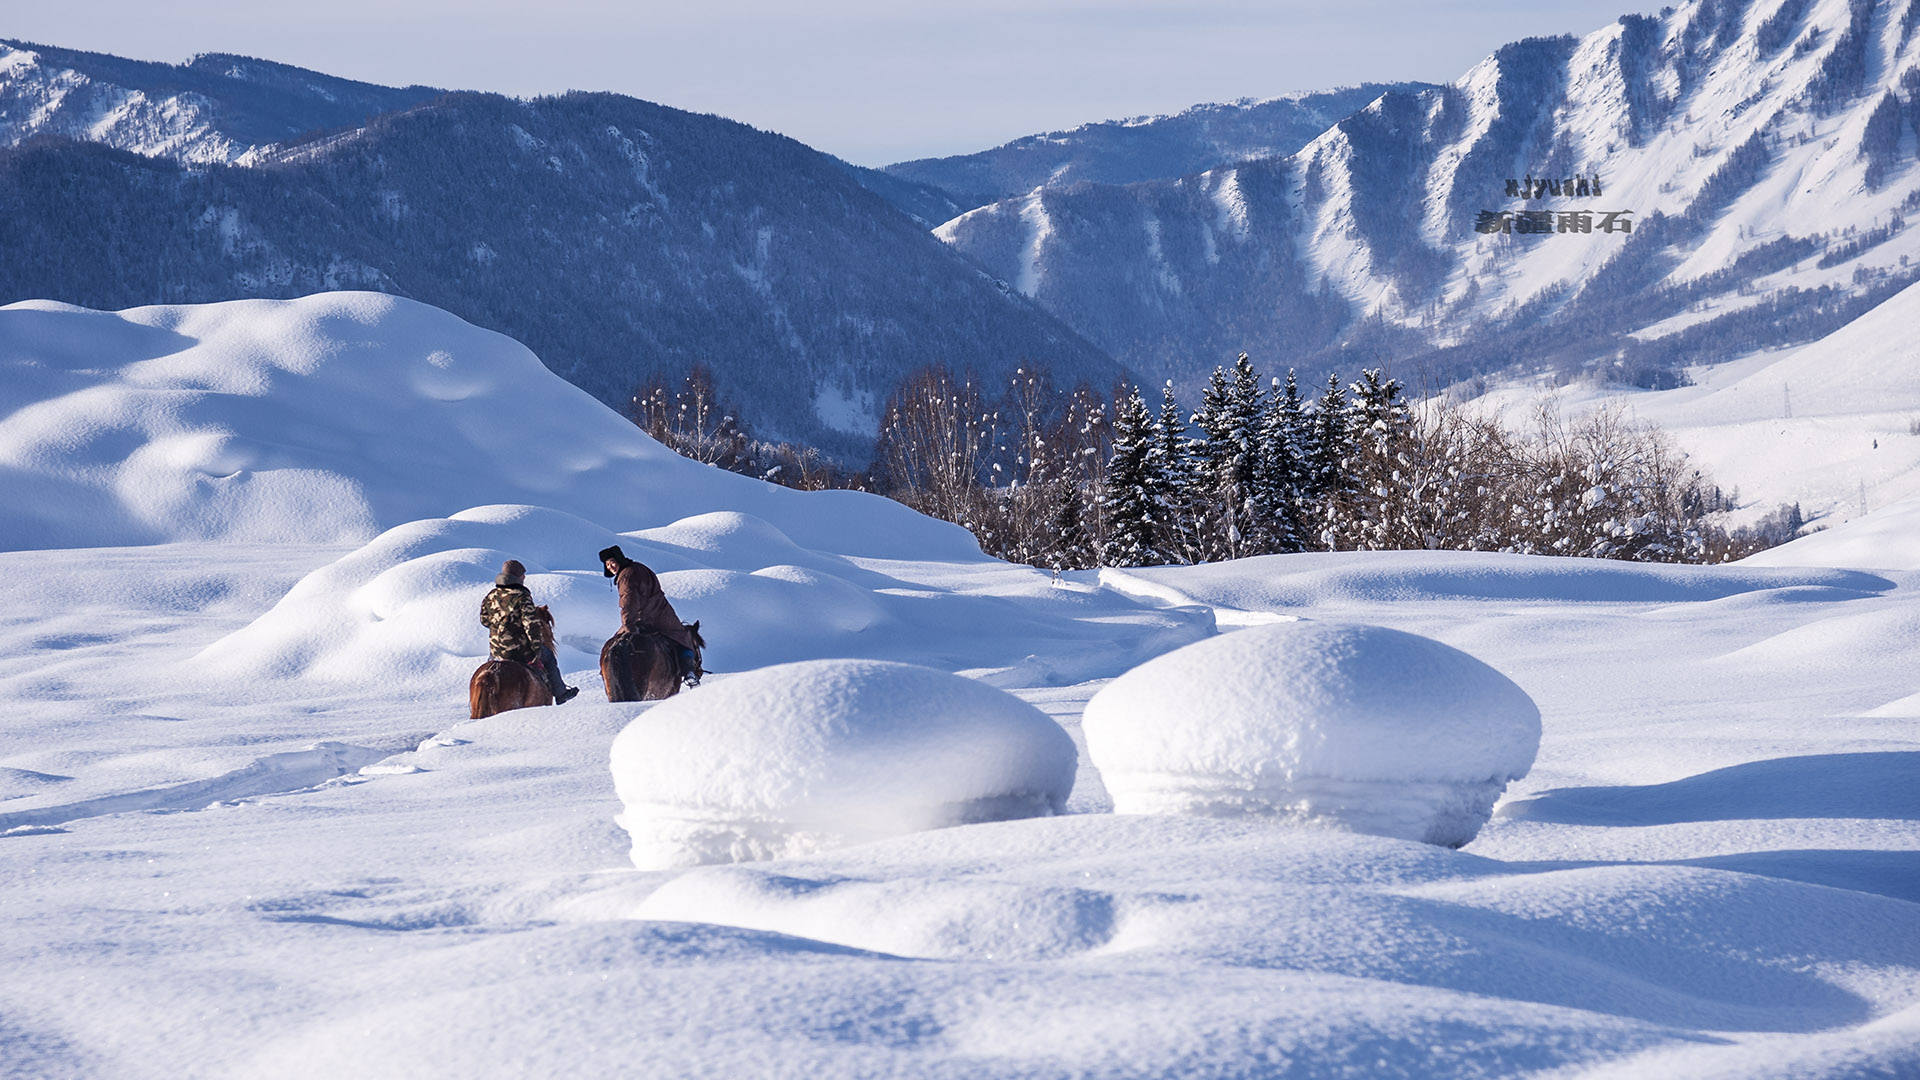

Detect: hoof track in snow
[0,741,400,832]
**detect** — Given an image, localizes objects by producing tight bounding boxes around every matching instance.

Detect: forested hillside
[0,87,1122,456]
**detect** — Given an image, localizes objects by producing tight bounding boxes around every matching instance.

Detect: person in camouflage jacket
[479,560,578,703]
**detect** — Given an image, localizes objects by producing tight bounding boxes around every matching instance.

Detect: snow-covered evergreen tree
[1101,386,1161,567]
[1304,372,1355,549]
[1341,369,1411,549]
[1254,370,1309,553]
[1045,478,1091,571]
[1186,354,1267,559]
[1150,381,1195,563]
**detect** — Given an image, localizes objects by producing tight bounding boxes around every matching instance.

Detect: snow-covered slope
[939,0,1920,393]
[3,295,1920,1076]
[0,293,977,556]
[0,40,439,164]
[0,293,1204,687]
[1751,493,1920,567]
[1459,276,1920,530]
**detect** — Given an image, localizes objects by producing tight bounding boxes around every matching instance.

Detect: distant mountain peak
[0,39,440,163]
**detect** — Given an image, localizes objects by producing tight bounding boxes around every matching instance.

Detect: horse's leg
[602,635,638,702]
[643,637,678,700]
[525,666,553,709]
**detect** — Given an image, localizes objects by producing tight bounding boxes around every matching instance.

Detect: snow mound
[200,503,1211,689]
[610,660,1077,869]
[1082,621,1540,846]
[1101,550,1890,610]
[0,294,983,560]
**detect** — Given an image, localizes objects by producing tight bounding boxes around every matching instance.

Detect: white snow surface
[611,659,1077,868]
[3,293,1920,1078]
[1749,494,1920,572]
[1083,621,1539,846]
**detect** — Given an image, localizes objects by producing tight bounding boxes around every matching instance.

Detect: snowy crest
[0,293,986,559]
[1083,620,1541,846]
[609,659,1078,868]
[195,500,1212,692]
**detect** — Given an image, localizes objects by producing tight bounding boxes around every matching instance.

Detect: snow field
[1082,620,1540,846]
[610,659,1077,868]
[5,293,1920,1077]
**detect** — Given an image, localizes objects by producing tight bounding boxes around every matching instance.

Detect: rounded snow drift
[610,659,1077,869]
[1083,621,1540,847]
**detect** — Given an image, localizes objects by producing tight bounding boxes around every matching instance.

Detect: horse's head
[685,620,706,650]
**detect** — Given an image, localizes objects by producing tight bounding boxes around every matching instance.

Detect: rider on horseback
[599,545,701,686]
[480,560,580,703]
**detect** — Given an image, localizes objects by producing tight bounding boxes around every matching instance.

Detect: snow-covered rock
[1083,621,1540,846]
[610,660,1077,869]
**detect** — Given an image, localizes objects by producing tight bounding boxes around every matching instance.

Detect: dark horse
[469,606,557,719]
[601,621,704,702]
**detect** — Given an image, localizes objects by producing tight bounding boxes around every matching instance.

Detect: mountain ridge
[934,0,1920,394]
[885,82,1438,215]
[0,60,1125,457]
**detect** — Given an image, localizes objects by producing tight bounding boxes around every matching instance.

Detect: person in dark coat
[599,545,699,680]
[479,559,579,702]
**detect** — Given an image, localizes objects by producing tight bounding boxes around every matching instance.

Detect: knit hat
[496,559,526,587]
[598,546,628,577]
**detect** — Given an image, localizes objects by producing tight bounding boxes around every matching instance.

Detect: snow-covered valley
[4,294,1920,1078]
[1465,277,1920,530]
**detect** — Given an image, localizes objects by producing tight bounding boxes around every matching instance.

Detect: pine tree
[1344,369,1410,549]
[1149,381,1195,563]
[1216,353,1266,558]
[1189,364,1237,561]
[1047,477,1091,571]
[1100,386,1160,567]
[1254,370,1309,553]
[1304,371,1354,549]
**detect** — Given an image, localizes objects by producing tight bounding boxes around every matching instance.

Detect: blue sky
[17,1,1658,165]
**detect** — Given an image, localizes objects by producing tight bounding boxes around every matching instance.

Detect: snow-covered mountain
[0,39,440,164]
[0,59,1123,456]
[885,84,1433,212]
[937,0,1920,394]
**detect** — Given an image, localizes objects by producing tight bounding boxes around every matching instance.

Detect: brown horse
[470,606,558,718]
[601,621,704,702]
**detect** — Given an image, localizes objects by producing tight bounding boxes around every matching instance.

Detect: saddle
[610,624,703,686]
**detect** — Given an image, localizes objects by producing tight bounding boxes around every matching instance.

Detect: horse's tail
[470,663,502,719]
[604,632,641,703]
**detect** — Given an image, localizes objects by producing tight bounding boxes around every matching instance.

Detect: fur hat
[496,559,526,587]
[598,545,628,577]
